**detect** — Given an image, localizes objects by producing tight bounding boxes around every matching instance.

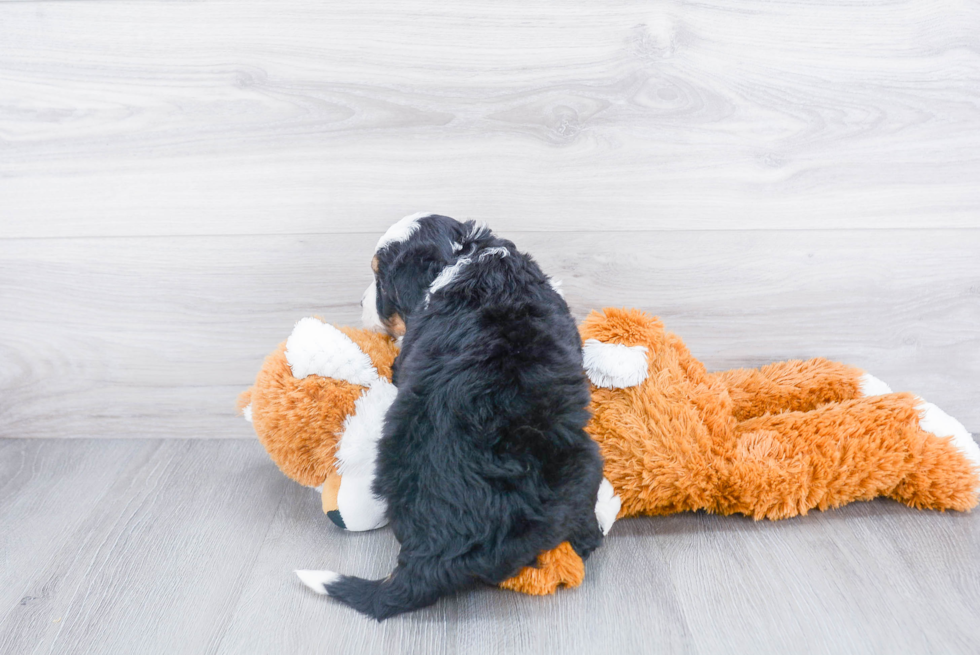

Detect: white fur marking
[360,281,385,331]
[548,277,565,298]
[428,257,471,297]
[375,212,433,251]
[595,478,621,536]
[242,403,253,423]
[295,569,340,595]
[582,339,649,389]
[451,241,463,253]
[917,399,980,493]
[336,474,390,531]
[467,221,491,240]
[918,399,980,498]
[285,318,377,386]
[336,380,397,476]
[330,380,395,531]
[478,247,509,261]
[859,372,892,397]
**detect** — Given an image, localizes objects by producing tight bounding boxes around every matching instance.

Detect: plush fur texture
[583,307,979,521]
[324,215,605,620]
[243,310,980,599]
[236,324,397,487]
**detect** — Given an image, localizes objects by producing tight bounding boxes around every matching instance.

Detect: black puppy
[305,213,605,620]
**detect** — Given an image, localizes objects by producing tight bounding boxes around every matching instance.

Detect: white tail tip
[295,569,340,595]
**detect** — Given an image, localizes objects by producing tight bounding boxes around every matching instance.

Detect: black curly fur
[325,215,605,620]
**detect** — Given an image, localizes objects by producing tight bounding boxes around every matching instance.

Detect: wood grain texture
[2,438,979,654]
[2,229,978,438]
[2,0,979,237]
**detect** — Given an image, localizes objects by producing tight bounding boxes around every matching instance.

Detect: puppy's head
[362,212,470,336]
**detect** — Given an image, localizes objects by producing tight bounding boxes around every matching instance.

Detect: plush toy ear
[580,308,664,389]
[334,326,399,382]
[582,339,648,389]
[285,318,378,385]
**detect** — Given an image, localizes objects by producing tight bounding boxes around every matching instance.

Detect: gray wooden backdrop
[1,0,979,437]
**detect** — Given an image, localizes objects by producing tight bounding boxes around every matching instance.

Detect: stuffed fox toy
[239,308,980,596]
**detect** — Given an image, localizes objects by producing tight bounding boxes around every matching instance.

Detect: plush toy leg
[722,393,980,519]
[711,358,877,422]
[498,542,585,596]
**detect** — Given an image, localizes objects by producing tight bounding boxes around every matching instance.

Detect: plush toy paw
[859,372,893,397]
[917,399,980,493]
[498,542,585,596]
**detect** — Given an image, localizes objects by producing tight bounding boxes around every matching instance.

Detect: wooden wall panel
[2,0,979,237]
[2,229,977,437]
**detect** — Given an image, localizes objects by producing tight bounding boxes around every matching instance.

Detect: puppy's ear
[388,242,449,317]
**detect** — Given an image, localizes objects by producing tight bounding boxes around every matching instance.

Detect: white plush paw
[582,339,649,389]
[917,399,980,490]
[295,569,339,595]
[242,403,253,423]
[859,372,892,397]
[594,478,621,536]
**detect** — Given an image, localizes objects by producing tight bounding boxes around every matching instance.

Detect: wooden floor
[1,438,979,655]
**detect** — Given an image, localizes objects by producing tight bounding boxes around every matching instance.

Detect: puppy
[304,213,605,620]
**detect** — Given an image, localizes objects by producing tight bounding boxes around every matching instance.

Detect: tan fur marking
[322,474,342,513]
[385,313,406,338]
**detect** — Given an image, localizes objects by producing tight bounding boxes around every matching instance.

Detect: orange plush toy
[240,309,980,596]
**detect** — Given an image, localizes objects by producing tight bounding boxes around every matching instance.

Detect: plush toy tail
[727,392,980,519]
[295,564,457,621]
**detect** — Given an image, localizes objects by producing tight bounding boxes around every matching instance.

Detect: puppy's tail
[295,564,452,621]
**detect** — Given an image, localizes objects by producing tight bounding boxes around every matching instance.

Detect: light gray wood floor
[2,437,979,655]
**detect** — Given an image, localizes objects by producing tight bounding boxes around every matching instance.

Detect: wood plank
[3,439,978,654]
[0,439,292,655]
[2,0,979,236]
[1,229,977,438]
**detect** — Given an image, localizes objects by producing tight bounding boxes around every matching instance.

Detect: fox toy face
[238,319,400,530]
